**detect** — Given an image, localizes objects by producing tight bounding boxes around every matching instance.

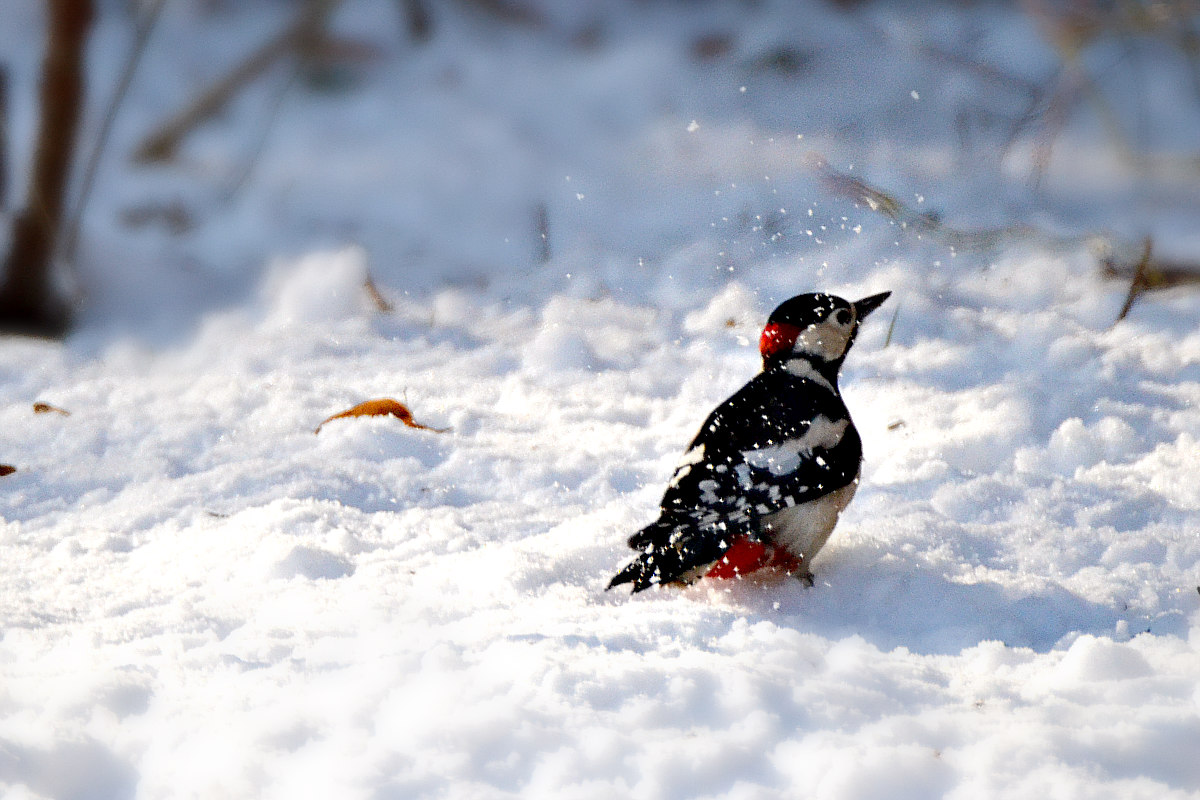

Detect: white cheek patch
[784,359,835,393]
[794,319,852,361]
[741,416,849,475]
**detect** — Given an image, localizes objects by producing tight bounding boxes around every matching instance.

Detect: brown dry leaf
[315,398,450,434]
[363,273,393,312]
[0,465,15,477]
[33,402,71,416]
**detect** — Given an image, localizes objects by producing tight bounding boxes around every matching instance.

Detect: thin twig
[920,43,1041,97]
[534,202,551,263]
[883,302,899,348]
[1074,60,1136,165]
[60,0,165,263]
[1114,237,1154,323]
[458,0,545,27]
[133,0,343,163]
[220,59,301,202]
[809,155,1004,250]
[808,154,1086,253]
[1107,237,1200,324]
[1000,65,1056,166]
[1176,13,1200,100]
[400,0,433,43]
[1029,69,1076,187]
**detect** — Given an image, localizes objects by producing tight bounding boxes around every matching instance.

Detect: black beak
[854,291,891,320]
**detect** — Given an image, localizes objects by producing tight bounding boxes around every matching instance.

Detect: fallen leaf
[0,465,15,477]
[315,398,450,434]
[33,402,71,416]
[363,273,393,312]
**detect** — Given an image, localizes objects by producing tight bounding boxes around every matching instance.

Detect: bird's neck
[765,354,842,393]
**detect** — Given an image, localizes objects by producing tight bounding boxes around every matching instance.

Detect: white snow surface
[3,1,1200,798]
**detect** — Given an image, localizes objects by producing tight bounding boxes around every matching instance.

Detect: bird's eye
[835,309,852,326]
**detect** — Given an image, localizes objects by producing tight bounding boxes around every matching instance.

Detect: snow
[3,1,1200,798]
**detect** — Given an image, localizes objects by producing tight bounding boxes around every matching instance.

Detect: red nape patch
[759,322,801,360]
[705,537,771,579]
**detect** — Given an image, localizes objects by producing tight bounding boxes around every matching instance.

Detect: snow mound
[262,246,370,328]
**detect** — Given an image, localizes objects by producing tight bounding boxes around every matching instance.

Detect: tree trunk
[0,68,9,211]
[0,0,93,337]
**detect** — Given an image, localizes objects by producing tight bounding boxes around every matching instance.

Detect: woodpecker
[607,290,891,593]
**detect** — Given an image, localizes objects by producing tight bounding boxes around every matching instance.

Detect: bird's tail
[607,518,754,593]
[606,556,659,592]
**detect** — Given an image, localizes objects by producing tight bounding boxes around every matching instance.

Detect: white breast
[763,476,859,573]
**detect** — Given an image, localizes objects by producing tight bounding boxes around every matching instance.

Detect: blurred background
[2,0,1199,339]
[4,10,1200,796]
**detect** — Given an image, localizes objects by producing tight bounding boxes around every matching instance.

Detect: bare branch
[0,67,9,211]
[1113,237,1153,323]
[0,0,94,337]
[61,0,165,263]
[1108,237,1200,324]
[133,0,343,163]
[534,202,551,263]
[400,0,433,43]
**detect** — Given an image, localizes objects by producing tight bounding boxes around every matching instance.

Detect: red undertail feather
[704,537,770,578]
[704,537,805,580]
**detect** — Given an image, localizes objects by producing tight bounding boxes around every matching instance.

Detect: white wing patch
[667,443,706,488]
[697,479,721,504]
[741,416,849,476]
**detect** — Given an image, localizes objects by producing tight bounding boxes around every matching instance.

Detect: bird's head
[759,291,891,372]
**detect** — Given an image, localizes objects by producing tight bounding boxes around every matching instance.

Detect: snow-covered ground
[3,1,1199,798]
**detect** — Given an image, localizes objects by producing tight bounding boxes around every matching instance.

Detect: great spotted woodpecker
[607,291,891,593]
